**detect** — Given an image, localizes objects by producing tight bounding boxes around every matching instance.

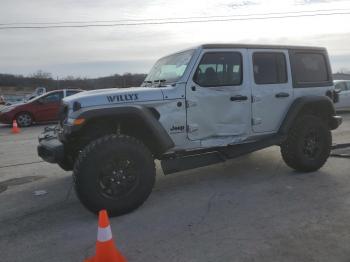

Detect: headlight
[73,101,81,111]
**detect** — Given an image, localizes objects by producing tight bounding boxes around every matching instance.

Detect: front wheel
[280,115,331,172]
[16,112,33,127]
[73,134,156,217]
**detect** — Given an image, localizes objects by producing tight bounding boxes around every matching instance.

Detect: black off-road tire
[280,115,332,172]
[73,134,156,217]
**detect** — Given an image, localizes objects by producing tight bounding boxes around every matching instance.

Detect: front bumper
[330,115,343,130]
[37,127,64,164]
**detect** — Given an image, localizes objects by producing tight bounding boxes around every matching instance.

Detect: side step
[161,136,284,175]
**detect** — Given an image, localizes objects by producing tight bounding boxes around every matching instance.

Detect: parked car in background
[334,80,350,110]
[0,95,5,105]
[25,87,47,101]
[3,96,26,106]
[0,89,83,127]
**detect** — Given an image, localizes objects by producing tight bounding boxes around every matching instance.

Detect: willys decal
[107,93,139,103]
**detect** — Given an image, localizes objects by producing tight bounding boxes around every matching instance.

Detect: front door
[249,50,294,133]
[186,49,251,144]
[34,91,63,121]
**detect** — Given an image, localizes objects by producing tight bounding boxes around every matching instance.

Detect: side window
[253,52,287,85]
[42,92,63,103]
[66,90,80,97]
[193,52,242,87]
[293,53,329,84]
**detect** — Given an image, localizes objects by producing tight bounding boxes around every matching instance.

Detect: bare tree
[337,68,350,74]
[30,70,52,79]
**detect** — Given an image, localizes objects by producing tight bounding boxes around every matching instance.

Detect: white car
[334,80,350,110]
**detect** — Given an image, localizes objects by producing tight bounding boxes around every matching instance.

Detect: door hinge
[252,95,262,103]
[252,118,262,125]
[185,100,197,108]
[187,124,198,133]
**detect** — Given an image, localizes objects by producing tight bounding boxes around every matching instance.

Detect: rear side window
[253,52,287,84]
[293,53,329,84]
[193,52,242,87]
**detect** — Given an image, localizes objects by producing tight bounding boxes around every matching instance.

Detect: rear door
[249,50,293,133]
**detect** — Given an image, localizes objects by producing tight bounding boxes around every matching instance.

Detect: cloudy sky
[1,0,350,78]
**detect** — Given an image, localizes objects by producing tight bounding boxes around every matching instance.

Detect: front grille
[58,103,68,127]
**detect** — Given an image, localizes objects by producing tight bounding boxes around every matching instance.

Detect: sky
[1,0,350,78]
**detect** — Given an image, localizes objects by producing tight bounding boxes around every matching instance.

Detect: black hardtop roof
[200,43,326,51]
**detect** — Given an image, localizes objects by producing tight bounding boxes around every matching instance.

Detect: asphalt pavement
[0,113,350,262]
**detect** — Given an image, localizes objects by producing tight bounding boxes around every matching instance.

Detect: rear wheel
[16,112,33,127]
[280,115,331,172]
[73,134,156,217]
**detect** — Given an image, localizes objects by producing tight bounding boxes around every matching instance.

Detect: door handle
[230,95,248,101]
[275,92,290,98]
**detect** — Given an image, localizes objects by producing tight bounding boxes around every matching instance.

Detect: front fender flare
[72,105,174,155]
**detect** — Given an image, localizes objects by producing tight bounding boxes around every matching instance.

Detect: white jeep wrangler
[38,44,342,216]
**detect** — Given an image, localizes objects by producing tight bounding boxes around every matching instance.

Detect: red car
[0,89,82,127]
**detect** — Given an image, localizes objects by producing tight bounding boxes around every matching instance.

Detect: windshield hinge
[185,100,197,108]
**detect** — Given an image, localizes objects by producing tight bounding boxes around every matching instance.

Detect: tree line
[0,71,147,91]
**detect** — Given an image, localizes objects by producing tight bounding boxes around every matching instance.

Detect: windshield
[26,91,53,103]
[144,49,194,85]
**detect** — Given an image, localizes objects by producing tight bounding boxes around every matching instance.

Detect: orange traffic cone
[85,210,127,262]
[11,120,20,134]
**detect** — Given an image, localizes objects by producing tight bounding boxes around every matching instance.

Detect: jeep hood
[63,87,164,108]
